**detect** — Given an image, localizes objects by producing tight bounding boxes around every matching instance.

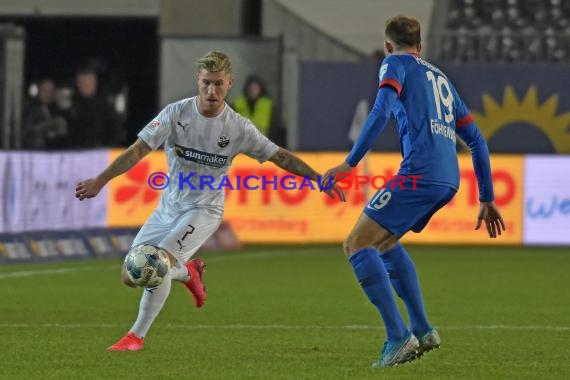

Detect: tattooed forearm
[98,139,151,183]
[269,148,320,181]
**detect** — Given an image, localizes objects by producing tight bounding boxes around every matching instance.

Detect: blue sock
[381,243,432,337]
[349,247,409,342]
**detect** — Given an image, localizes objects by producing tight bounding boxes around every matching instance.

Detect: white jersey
[138,97,279,217]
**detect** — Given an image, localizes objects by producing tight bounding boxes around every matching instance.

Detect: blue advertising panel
[441,64,570,154]
[298,62,570,153]
[298,62,401,151]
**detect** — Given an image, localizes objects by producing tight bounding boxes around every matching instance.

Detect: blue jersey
[346,52,493,201]
[378,53,473,190]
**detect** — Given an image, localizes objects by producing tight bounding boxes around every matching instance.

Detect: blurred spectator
[21,78,68,149]
[67,69,123,148]
[232,75,274,138]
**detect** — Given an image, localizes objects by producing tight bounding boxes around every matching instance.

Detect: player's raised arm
[321,85,398,189]
[455,118,506,238]
[269,148,346,201]
[75,138,152,201]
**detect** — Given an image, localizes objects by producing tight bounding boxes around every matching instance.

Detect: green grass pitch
[1,245,570,379]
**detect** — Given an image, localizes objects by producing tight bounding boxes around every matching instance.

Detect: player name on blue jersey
[410,55,445,77]
[430,119,456,143]
[376,53,475,190]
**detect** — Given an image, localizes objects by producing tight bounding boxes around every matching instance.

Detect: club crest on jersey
[379,64,388,80]
[217,134,230,148]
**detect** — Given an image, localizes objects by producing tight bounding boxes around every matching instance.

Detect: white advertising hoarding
[524,156,570,245]
[0,151,108,233]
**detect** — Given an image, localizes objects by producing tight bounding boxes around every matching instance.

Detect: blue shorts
[363,181,456,237]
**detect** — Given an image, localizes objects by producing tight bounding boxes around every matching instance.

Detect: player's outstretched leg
[345,213,419,367]
[164,254,207,307]
[181,258,207,308]
[165,255,208,308]
[107,272,173,352]
[157,210,221,308]
[348,247,419,367]
[107,255,207,351]
[380,243,439,354]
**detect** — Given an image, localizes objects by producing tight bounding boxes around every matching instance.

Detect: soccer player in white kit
[75,51,344,351]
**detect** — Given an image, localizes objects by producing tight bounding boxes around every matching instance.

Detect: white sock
[130,273,172,338]
[169,259,190,282]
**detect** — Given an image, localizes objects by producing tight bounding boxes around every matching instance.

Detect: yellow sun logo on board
[472,86,570,153]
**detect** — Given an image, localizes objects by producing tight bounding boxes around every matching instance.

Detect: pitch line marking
[0,266,116,279]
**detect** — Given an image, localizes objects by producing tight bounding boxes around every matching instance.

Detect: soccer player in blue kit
[322,15,506,367]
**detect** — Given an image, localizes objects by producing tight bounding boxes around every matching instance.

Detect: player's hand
[475,201,506,238]
[320,162,353,191]
[75,177,106,201]
[322,184,347,202]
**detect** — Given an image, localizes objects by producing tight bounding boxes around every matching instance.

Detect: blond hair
[197,51,232,74]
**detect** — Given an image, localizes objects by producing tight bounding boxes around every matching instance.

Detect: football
[124,244,171,287]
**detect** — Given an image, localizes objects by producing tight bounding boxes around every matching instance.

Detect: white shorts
[131,208,222,262]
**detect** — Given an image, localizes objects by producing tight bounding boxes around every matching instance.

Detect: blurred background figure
[67,68,123,148]
[232,75,274,138]
[21,78,68,149]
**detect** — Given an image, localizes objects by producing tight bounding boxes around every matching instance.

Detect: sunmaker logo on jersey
[175,144,228,168]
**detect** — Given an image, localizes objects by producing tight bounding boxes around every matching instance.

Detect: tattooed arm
[75,138,152,201]
[268,148,320,181]
[99,138,152,182]
[269,148,346,201]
